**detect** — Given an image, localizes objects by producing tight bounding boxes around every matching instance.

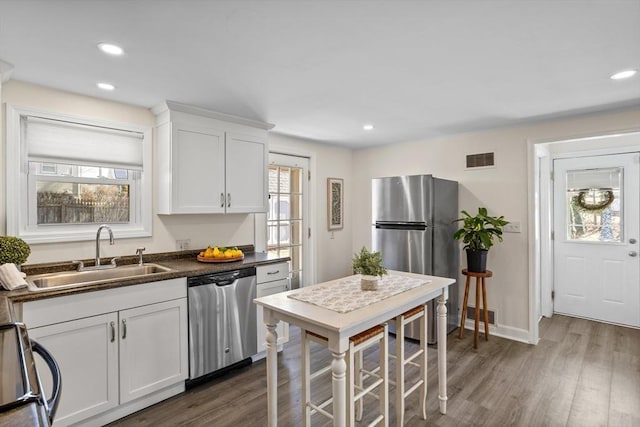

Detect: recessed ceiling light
[97,42,124,56]
[610,69,637,80]
[97,82,115,91]
[363,124,375,131]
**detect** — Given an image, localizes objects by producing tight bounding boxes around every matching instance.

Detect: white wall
[352,108,640,339]
[1,80,255,263]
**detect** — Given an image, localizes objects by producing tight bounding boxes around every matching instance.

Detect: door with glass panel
[267,153,310,289]
[553,153,639,327]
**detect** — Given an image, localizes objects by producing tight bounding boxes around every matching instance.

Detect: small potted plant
[453,207,508,273]
[0,236,31,268]
[352,246,387,290]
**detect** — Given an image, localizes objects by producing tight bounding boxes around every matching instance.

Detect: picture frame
[327,177,344,230]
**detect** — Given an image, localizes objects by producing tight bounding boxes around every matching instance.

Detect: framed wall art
[327,177,344,230]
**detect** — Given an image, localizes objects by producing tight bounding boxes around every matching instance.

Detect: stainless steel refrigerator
[372,174,459,344]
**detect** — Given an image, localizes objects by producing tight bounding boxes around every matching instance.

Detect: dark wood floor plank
[109,315,640,427]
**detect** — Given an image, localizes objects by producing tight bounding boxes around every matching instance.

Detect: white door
[553,153,640,327]
[119,299,188,403]
[172,123,225,213]
[226,132,268,213]
[267,153,311,288]
[29,313,119,426]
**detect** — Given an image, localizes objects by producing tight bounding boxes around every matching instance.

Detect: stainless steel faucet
[136,247,146,266]
[95,224,115,266]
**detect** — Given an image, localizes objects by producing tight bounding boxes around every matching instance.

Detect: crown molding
[152,100,274,130]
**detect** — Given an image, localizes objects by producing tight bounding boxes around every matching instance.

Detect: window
[6,106,152,243]
[564,167,622,242]
[267,157,307,289]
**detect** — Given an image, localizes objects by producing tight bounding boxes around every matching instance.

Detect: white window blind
[24,116,144,170]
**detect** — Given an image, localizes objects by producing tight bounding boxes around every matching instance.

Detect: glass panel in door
[268,164,304,289]
[564,167,622,242]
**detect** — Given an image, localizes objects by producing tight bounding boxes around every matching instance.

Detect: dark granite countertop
[0,247,289,324]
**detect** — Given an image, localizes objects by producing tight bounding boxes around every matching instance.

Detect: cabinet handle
[227,193,231,207]
[110,321,115,342]
[220,193,225,208]
[122,319,127,339]
[267,270,280,275]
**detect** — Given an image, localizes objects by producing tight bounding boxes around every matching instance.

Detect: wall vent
[466,306,496,324]
[466,152,495,168]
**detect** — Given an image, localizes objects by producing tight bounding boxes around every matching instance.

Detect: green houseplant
[352,246,387,290]
[0,236,31,267]
[453,207,508,272]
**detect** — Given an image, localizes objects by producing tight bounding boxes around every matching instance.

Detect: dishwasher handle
[215,279,238,287]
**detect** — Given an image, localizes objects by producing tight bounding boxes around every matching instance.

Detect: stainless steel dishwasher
[187,267,257,384]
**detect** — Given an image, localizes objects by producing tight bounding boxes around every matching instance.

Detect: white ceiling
[1,0,639,148]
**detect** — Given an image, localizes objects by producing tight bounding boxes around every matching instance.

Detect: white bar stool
[390,305,428,425]
[301,324,389,426]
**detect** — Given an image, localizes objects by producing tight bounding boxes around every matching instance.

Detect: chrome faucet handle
[71,260,84,272]
[110,256,121,267]
[136,247,146,266]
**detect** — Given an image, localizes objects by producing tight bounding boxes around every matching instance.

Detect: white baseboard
[460,318,532,344]
[74,382,184,426]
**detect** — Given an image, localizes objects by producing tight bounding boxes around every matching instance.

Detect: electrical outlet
[503,221,521,233]
[176,239,191,251]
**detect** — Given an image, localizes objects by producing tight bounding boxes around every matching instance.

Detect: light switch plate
[176,239,191,250]
[503,221,521,233]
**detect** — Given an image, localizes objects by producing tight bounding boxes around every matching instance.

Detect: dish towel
[0,263,28,291]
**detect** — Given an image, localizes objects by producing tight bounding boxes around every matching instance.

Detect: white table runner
[288,274,430,313]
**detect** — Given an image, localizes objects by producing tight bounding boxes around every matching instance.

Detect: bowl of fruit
[197,246,244,263]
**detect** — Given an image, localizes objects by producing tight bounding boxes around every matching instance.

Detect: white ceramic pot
[360,275,380,291]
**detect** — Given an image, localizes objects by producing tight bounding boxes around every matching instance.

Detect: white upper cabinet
[154,101,273,214]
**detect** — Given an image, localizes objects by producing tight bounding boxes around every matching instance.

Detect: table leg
[331,351,347,427]
[437,294,448,415]
[266,321,279,427]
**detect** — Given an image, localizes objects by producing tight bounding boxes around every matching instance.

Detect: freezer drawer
[372,227,433,274]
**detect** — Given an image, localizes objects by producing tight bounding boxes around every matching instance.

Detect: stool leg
[301,330,311,427]
[459,276,471,339]
[482,277,489,341]
[474,278,480,349]
[354,349,363,422]
[347,342,356,426]
[381,324,389,427]
[420,307,428,420]
[396,316,405,426]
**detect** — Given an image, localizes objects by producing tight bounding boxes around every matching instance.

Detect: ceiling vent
[466,152,495,168]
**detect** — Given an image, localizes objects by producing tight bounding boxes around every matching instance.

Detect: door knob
[630,238,637,244]
[630,251,638,257]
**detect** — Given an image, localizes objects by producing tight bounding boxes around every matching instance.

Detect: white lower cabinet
[118,299,187,404]
[22,278,188,426]
[29,313,119,426]
[256,263,290,353]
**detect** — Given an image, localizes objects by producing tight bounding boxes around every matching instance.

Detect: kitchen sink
[27,263,174,291]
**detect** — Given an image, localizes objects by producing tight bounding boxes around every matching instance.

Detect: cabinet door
[29,313,119,427]
[171,124,225,213]
[119,298,188,403]
[256,278,290,353]
[225,132,268,213]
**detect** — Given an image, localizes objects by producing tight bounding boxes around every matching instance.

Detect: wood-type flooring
[109,315,640,426]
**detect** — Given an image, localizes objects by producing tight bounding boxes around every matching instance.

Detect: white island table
[254,270,455,427]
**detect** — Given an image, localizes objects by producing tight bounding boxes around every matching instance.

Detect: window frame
[6,104,152,244]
